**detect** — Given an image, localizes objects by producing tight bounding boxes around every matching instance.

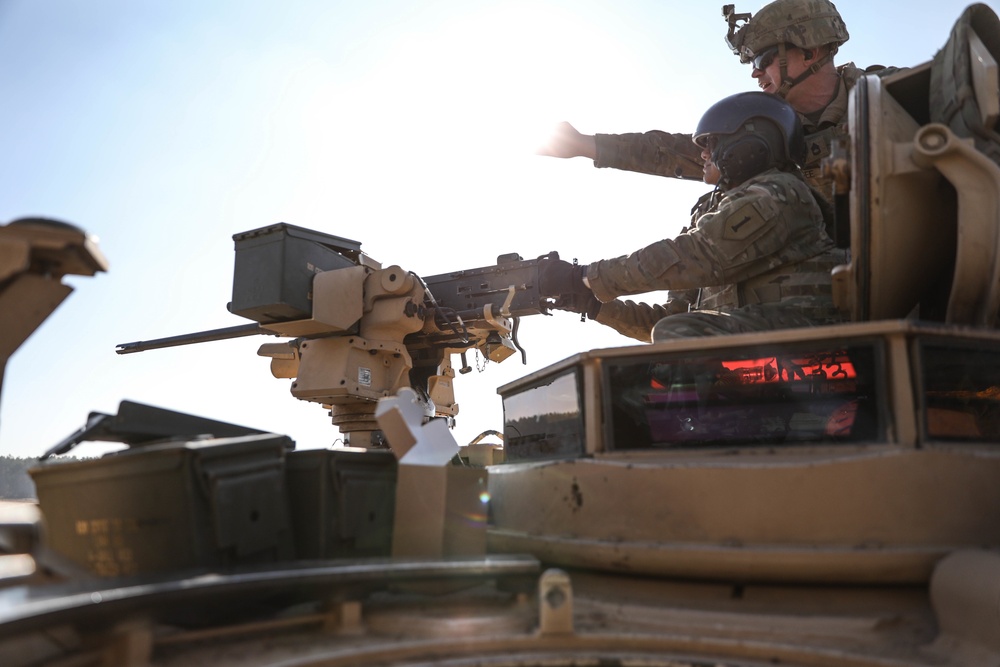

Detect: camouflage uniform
[587,169,847,343]
[562,1,878,341]
[593,63,892,205]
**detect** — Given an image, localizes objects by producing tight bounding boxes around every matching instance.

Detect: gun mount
[116,222,557,446]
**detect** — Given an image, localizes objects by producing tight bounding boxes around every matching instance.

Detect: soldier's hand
[552,292,602,319]
[536,122,598,159]
[538,258,589,297]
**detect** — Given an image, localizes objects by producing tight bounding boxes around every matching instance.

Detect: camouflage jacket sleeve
[593,293,695,343]
[593,131,704,180]
[586,170,829,303]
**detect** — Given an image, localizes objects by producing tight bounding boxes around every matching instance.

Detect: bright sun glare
[356,5,616,164]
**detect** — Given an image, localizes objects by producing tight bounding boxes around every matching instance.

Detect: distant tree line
[0,456,38,499]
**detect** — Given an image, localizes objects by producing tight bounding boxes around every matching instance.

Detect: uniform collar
[798,63,863,133]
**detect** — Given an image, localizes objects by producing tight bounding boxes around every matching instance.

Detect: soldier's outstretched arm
[593,130,704,180]
[538,122,705,180]
[536,121,597,159]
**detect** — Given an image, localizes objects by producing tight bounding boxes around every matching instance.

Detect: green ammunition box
[29,433,295,577]
[285,448,396,559]
[228,222,362,324]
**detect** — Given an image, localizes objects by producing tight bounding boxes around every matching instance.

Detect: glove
[537,258,589,298]
[553,292,603,319]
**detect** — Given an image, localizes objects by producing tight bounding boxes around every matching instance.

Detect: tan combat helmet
[723,0,850,98]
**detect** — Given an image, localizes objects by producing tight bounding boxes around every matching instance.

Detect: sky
[0,0,982,459]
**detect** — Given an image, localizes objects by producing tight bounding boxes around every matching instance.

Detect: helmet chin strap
[774,43,836,99]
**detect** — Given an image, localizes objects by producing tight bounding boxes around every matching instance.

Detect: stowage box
[30,433,295,577]
[285,448,397,559]
[229,223,362,324]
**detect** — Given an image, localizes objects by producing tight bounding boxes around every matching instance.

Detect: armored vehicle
[2,4,1000,666]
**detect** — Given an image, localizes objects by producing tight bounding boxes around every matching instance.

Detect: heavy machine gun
[117,223,559,446]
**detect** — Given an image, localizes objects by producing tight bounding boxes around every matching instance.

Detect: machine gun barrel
[116,322,266,355]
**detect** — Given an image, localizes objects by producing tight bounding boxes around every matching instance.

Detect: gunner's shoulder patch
[723,201,770,241]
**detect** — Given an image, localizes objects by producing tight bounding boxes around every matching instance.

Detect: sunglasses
[751,45,780,70]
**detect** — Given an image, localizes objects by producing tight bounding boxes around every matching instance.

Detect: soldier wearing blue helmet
[693,90,807,188]
[539,91,847,342]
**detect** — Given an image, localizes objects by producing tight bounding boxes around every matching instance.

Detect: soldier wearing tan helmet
[724,0,849,99]
[538,92,847,342]
[540,0,895,206]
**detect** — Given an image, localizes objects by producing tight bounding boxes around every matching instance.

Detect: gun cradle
[291,336,413,405]
[250,264,424,437]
